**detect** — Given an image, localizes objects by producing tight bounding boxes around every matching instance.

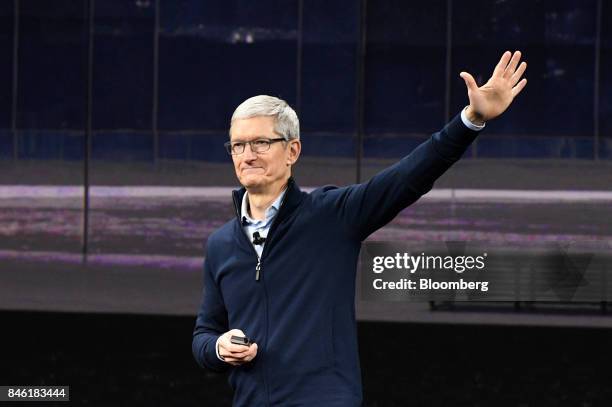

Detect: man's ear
[286,139,301,166]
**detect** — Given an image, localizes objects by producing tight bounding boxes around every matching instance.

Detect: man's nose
[243,143,258,159]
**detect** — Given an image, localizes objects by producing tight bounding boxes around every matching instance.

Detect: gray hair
[230,95,300,141]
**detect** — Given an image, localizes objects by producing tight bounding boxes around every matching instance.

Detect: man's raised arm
[317,51,527,241]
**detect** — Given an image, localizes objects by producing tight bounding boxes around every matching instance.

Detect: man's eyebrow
[231,136,271,143]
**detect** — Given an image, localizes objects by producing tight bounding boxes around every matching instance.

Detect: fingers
[221,354,256,365]
[222,353,255,363]
[220,331,247,353]
[459,72,478,92]
[503,51,522,78]
[222,341,252,354]
[219,342,258,365]
[510,61,527,86]
[492,50,512,78]
[222,351,257,363]
[221,345,250,356]
[218,329,259,366]
[511,78,527,98]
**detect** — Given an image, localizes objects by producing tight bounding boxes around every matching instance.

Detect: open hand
[460,50,527,124]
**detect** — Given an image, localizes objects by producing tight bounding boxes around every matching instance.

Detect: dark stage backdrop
[0,0,611,321]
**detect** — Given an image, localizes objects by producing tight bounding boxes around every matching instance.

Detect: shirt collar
[241,187,287,226]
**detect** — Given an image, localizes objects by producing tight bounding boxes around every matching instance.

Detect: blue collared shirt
[241,188,287,258]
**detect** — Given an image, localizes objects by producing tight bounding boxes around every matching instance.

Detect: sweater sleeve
[192,254,230,373]
[322,113,481,241]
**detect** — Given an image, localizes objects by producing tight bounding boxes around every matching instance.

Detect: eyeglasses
[224,137,287,155]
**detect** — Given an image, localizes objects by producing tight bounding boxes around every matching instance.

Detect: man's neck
[247,180,288,221]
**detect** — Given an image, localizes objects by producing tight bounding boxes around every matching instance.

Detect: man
[193,51,527,406]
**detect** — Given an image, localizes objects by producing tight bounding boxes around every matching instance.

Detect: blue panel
[477,135,594,159]
[0,2,13,128]
[301,0,358,132]
[363,136,426,159]
[159,133,229,162]
[0,130,13,158]
[453,0,596,46]
[158,0,298,130]
[92,0,154,130]
[158,41,296,130]
[95,1,154,18]
[300,133,355,158]
[159,133,190,160]
[190,133,231,162]
[62,132,84,161]
[600,0,612,140]
[600,139,612,160]
[92,131,153,161]
[18,130,84,160]
[18,0,87,129]
[452,0,596,137]
[160,0,297,32]
[568,136,596,158]
[365,0,447,134]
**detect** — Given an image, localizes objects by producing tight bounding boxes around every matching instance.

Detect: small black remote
[230,335,251,346]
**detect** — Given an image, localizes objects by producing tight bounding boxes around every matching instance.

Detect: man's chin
[239,175,267,189]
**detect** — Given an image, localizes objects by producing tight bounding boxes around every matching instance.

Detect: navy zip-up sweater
[193,113,480,406]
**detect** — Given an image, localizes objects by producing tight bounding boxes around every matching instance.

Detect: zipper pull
[255,259,261,281]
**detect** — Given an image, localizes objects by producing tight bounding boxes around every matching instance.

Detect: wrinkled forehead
[230,116,277,140]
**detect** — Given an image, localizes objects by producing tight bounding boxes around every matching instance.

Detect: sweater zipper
[232,191,262,278]
[255,259,262,280]
[232,185,290,282]
[253,192,287,281]
[232,193,269,405]
[232,186,290,407]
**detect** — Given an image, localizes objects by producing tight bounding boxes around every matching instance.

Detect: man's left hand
[460,50,528,124]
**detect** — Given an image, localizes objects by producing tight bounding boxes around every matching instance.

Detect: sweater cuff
[460,106,486,131]
[215,336,225,361]
[198,335,228,372]
[430,112,481,162]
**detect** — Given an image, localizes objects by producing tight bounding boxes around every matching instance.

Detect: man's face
[230,116,300,191]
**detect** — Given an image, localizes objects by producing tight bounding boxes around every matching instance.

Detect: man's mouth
[242,167,264,174]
